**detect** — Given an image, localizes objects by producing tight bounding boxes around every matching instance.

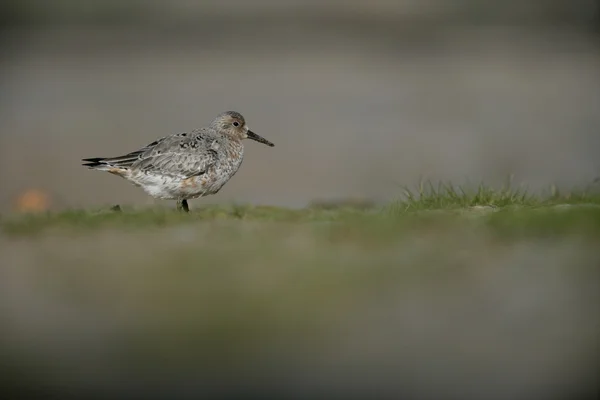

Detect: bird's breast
[224,144,244,162]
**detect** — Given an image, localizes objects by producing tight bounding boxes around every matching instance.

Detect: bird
[82,111,274,212]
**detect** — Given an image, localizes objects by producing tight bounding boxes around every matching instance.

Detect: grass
[1,182,599,398]
[2,182,599,237]
[392,179,600,211]
[0,203,374,236]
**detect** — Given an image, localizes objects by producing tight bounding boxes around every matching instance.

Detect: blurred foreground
[1,203,599,399]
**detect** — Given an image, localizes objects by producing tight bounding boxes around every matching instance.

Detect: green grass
[0,203,374,236]
[2,182,599,237]
[391,180,600,211]
[1,183,599,397]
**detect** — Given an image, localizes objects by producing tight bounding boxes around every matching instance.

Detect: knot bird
[82,111,274,212]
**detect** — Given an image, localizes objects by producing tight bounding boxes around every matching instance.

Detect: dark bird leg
[177,199,189,213]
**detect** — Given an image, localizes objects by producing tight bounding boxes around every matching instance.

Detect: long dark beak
[247,130,274,147]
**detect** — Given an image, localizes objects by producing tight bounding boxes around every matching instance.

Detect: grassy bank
[1,185,599,399]
[2,183,600,236]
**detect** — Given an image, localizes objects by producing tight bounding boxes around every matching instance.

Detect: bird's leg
[177,199,189,213]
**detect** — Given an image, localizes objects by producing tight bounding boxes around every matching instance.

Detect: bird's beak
[247,130,274,147]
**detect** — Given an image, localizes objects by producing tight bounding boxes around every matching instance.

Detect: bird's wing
[130,129,220,179]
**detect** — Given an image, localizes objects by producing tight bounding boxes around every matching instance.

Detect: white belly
[130,155,244,200]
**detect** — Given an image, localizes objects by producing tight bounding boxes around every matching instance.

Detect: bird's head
[210,111,274,147]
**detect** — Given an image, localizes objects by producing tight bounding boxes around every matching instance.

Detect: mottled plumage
[82,111,274,212]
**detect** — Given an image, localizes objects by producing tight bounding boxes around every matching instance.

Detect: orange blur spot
[15,189,51,213]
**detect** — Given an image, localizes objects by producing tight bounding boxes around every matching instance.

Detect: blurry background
[1,3,600,399]
[1,0,600,211]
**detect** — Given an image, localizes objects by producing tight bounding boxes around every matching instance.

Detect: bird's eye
[232,121,240,127]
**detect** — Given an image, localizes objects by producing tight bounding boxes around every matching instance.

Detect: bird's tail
[82,154,141,178]
[82,157,127,173]
[82,157,110,169]
[82,151,143,171]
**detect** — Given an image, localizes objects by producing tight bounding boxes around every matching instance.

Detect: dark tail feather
[82,151,142,169]
[82,157,107,168]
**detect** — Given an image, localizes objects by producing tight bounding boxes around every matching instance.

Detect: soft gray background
[1,0,599,211]
[1,3,600,399]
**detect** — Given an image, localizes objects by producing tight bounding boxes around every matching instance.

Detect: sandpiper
[82,111,274,212]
